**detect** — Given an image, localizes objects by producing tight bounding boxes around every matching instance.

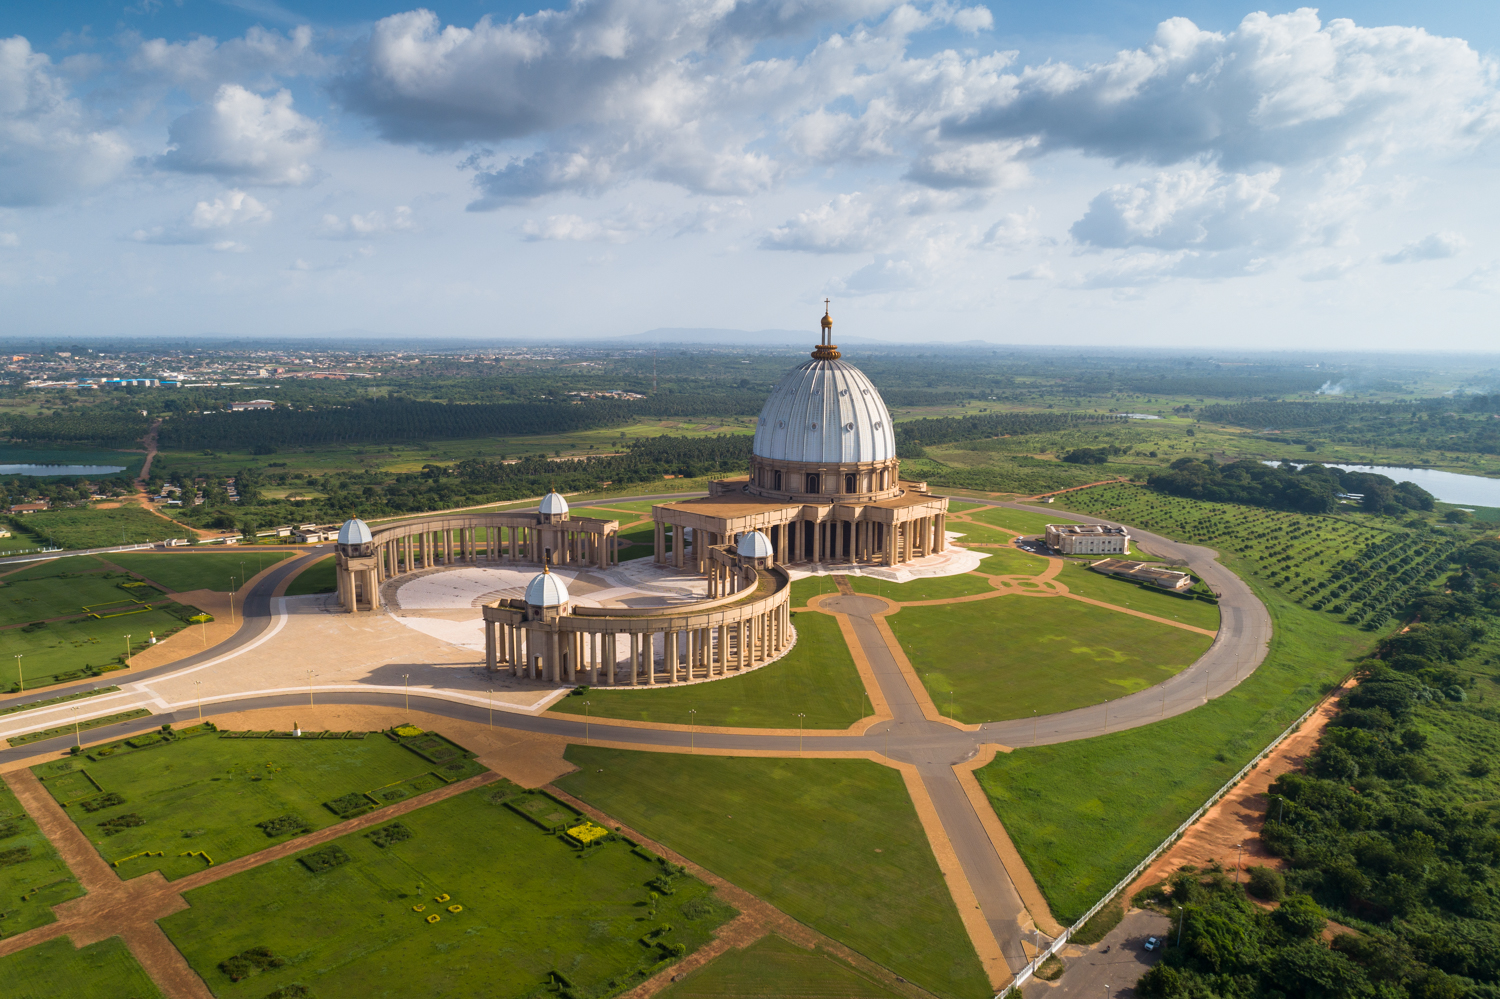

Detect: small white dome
[524,569,570,607]
[539,490,570,516]
[737,531,773,558]
[337,518,372,545]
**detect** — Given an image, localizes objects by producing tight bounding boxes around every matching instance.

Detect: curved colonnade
[334,507,796,690]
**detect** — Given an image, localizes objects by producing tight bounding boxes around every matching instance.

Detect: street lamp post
[195,680,203,721]
[402,673,410,711]
[1176,905,1185,947]
[72,706,81,747]
[1235,841,1243,883]
[689,708,697,754]
[488,687,494,728]
[948,689,953,720]
[123,634,132,667]
[13,655,21,694]
[307,669,316,707]
[228,577,236,626]
[1032,709,1037,746]
[796,712,806,757]
[584,700,591,745]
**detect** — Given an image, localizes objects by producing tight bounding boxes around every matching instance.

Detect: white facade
[1045,523,1129,555]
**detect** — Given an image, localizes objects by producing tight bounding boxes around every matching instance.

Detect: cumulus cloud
[1071,167,1284,251]
[1381,231,1466,263]
[904,139,1031,190]
[127,25,325,97]
[0,36,131,206]
[943,10,1499,169]
[317,206,414,239]
[1453,261,1500,293]
[1009,263,1054,280]
[980,209,1049,249]
[156,84,320,185]
[762,193,885,253]
[132,189,272,249]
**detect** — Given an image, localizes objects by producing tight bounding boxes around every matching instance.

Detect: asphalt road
[0,490,1271,981]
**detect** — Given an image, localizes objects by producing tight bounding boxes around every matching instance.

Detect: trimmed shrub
[299,845,350,874]
[257,814,311,838]
[0,846,32,867]
[0,820,21,840]
[98,813,145,836]
[323,793,371,818]
[264,986,312,999]
[217,946,284,982]
[366,822,413,849]
[79,792,126,813]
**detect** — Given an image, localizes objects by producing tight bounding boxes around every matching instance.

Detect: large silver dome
[752,358,896,465]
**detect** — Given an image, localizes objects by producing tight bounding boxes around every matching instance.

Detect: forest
[1138,538,1500,999]
[1148,458,1436,515]
[1199,402,1500,457]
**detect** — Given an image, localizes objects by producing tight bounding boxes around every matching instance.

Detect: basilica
[650,305,950,572]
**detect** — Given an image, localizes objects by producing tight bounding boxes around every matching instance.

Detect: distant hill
[615,327,892,345]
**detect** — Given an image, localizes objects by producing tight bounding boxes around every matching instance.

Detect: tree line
[1148,458,1435,515]
[893,411,1112,456]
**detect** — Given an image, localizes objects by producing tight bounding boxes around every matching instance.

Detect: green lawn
[284,556,335,596]
[7,607,191,690]
[0,777,86,937]
[977,561,1373,922]
[889,597,1211,723]
[847,572,994,602]
[789,574,839,607]
[7,507,191,549]
[657,933,906,999]
[1056,563,1220,632]
[568,506,646,523]
[2,554,111,580]
[947,502,986,513]
[103,551,295,593]
[0,568,146,627]
[968,507,1083,537]
[33,729,480,880]
[970,547,1047,576]
[160,785,734,999]
[0,936,161,999]
[946,522,1022,545]
[556,748,991,999]
[549,612,867,728]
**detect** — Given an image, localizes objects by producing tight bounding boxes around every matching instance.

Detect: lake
[1266,461,1500,507]
[0,464,127,476]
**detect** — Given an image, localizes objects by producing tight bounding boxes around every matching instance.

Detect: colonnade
[482,582,793,686]
[653,511,945,569]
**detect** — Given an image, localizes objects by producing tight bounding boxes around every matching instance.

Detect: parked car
[1144,936,1161,951]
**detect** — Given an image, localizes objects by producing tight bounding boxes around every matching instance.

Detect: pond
[0,464,127,477]
[1266,461,1500,507]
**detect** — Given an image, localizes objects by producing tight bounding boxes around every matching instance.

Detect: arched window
[844,473,856,493]
[806,473,821,493]
[773,470,782,491]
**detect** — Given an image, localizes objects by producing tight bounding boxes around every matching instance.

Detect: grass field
[946,522,1023,545]
[839,572,985,602]
[657,934,906,999]
[160,785,734,999]
[0,567,146,626]
[556,748,991,999]
[549,612,867,728]
[1055,564,1221,632]
[889,597,1212,723]
[789,574,840,607]
[967,507,1084,537]
[969,485,1398,922]
[0,936,162,999]
[7,607,189,690]
[102,551,295,593]
[967,547,1046,576]
[284,555,336,596]
[7,507,192,549]
[0,777,86,937]
[34,730,478,881]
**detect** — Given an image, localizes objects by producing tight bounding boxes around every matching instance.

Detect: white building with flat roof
[1046,523,1129,555]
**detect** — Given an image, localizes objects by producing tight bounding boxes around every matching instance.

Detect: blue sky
[3,1,1499,348]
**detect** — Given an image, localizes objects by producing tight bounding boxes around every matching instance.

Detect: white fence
[997,683,1343,996]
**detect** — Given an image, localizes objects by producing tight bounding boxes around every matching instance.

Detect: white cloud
[1300,258,1359,281]
[132,189,272,246]
[0,231,18,246]
[1009,263,1054,280]
[762,193,884,253]
[980,209,1048,249]
[127,25,325,97]
[521,208,655,243]
[1381,231,1466,263]
[943,10,1499,169]
[1453,261,1500,293]
[0,36,131,206]
[1071,166,1284,251]
[156,84,321,185]
[317,206,414,239]
[904,139,1031,190]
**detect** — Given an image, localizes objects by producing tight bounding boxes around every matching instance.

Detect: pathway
[0,490,1276,996]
